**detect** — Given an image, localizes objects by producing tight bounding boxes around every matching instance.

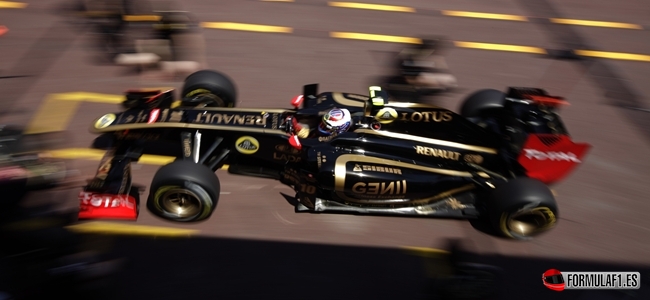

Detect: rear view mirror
[289,134,302,150]
[291,95,304,109]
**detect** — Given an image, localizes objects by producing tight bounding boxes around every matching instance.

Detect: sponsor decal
[400,111,453,122]
[524,149,581,163]
[235,136,259,154]
[274,153,301,162]
[160,109,169,122]
[182,136,192,158]
[78,191,138,220]
[318,135,335,142]
[415,145,461,161]
[195,113,267,126]
[271,113,279,129]
[517,134,590,184]
[169,110,184,122]
[353,164,402,174]
[352,180,407,195]
[159,109,183,122]
[299,184,316,195]
[542,269,640,292]
[274,143,301,162]
[463,154,484,164]
[135,111,148,123]
[95,113,116,129]
[79,191,135,210]
[375,107,398,124]
[318,131,339,142]
[316,151,326,168]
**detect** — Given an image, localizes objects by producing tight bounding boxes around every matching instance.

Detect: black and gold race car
[81,70,590,240]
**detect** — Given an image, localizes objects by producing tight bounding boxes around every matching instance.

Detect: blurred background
[1,0,649,299]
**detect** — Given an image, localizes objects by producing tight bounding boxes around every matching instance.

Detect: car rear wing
[505,87,569,107]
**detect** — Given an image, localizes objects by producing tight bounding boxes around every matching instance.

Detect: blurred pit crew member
[397,37,457,90]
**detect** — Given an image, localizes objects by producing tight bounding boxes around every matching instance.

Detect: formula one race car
[80,70,591,240]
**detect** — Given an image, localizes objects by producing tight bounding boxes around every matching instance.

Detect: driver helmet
[318,108,352,136]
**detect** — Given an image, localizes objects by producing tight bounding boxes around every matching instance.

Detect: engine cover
[318,153,477,206]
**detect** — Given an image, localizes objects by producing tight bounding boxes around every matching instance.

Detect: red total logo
[523,149,582,163]
[78,191,138,220]
[79,191,135,209]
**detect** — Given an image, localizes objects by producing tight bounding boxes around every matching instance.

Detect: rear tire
[147,160,220,222]
[181,70,237,108]
[488,177,558,240]
[459,89,505,118]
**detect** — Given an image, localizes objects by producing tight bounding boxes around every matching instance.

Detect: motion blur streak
[54,92,124,103]
[25,96,81,134]
[46,148,231,170]
[454,41,547,54]
[441,10,528,22]
[328,2,416,13]
[201,22,293,33]
[330,32,421,44]
[402,246,450,257]
[575,50,650,62]
[550,18,643,29]
[122,15,162,22]
[47,148,107,161]
[0,1,27,9]
[67,221,200,237]
[138,155,176,165]
[47,148,174,165]
[26,91,180,134]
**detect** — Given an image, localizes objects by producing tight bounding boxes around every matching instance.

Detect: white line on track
[273,211,297,225]
[616,220,650,232]
[245,184,267,190]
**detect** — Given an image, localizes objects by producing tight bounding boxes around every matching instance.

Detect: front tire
[488,177,558,240]
[147,160,220,222]
[181,70,237,108]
